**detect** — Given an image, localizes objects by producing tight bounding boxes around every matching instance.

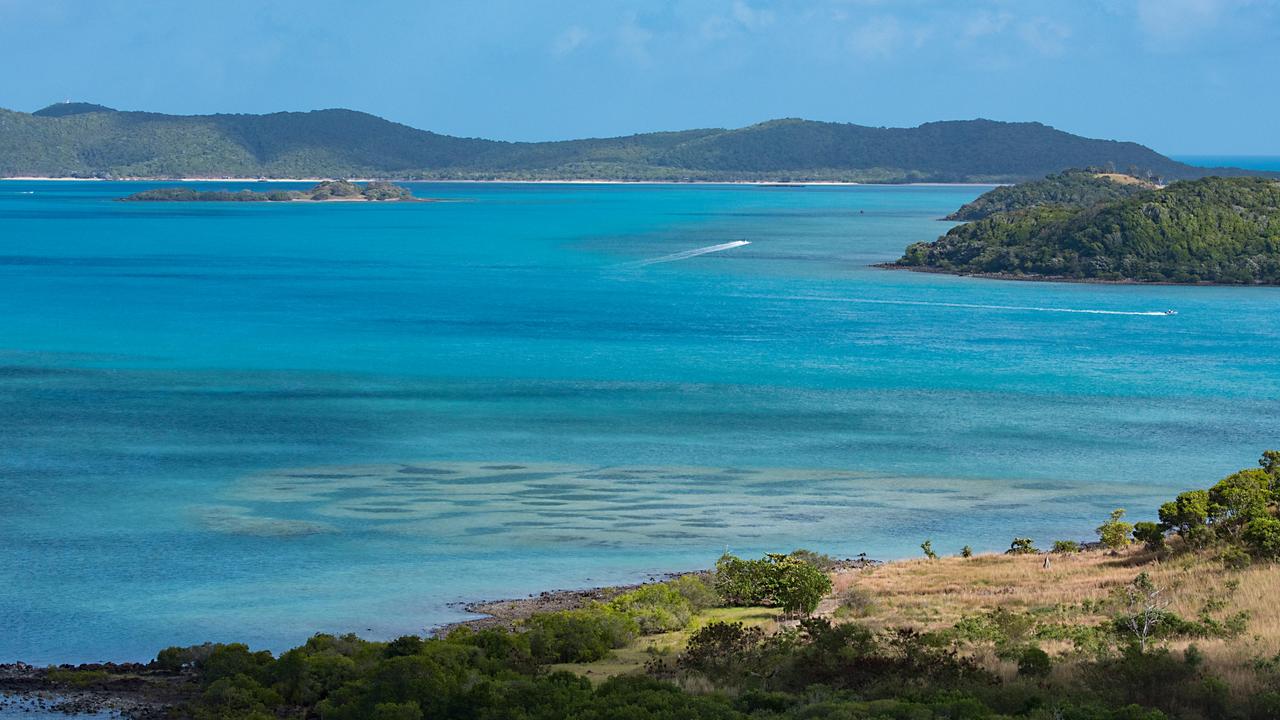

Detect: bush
[920,539,937,560]
[1132,522,1165,551]
[666,575,719,611]
[714,553,832,615]
[1098,509,1134,551]
[524,607,639,663]
[1007,538,1038,555]
[1052,540,1081,554]
[1017,646,1052,678]
[610,584,692,634]
[1244,516,1280,559]
[961,545,973,558]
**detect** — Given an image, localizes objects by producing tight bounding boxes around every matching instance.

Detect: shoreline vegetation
[5,176,996,187]
[895,173,1280,285]
[6,451,1280,719]
[118,180,424,203]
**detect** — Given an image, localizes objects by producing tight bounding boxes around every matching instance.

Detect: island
[3,449,1280,719]
[6,102,1278,183]
[118,180,421,203]
[893,175,1280,284]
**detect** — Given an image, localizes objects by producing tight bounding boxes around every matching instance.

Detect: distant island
[119,180,419,203]
[3,101,1277,183]
[893,175,1280,285]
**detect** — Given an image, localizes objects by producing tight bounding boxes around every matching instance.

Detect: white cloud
[847,15,903,60]
[962,10,1013,41]
[616,14,654,67]
[731,1,775,30]
[1136,0,1228,45]
[1018,17,1071,57]
[552,25,589,56]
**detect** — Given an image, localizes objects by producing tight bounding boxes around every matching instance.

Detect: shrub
[1220,546,1253,569]
[666,575,719,611]
[1017,646,1052,678]
[920,539,937,560]
[610,584,692,633]
[524,607,639,663]
[1208,469,1273,533]
[1052,540,1081,554]
[714,553,832,615]
[1243,516,1280,559]
[834,586,876,618]
[1133,522,1166,551]
[960,545,973,558]
[1098,509,1134,551]
[787,548,840,571]
[1007,538,1038,555]
[1159,490,1210,535]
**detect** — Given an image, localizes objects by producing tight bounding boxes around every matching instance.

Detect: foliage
[961,545,973,558]
[899,177,1280,284]
[920,539,938,560]
[3,105,1258,182]
[1157,490,1210,536]
[946,169,1154,221]
[1242,516,1280,559]
[1017,646,1052,678]
[1131,522,1165,552]
[523,607,638,663]
[713,552,832,615]
[1006,537,1038,555]
[1097,509,1134,552]
[609,584,694,634]
[1052,540,1081,554]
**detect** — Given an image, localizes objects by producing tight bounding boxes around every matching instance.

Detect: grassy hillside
[946,170,1157,220]
[898,176,1280,284]
[1,103,1267,182]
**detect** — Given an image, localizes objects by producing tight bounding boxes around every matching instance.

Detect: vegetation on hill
[946,169,1157,220]
[18,450,1280,719]
[898,176,1280,284]
[119,180,417,202]
[2,103,1272,182]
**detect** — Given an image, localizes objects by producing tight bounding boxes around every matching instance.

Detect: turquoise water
[1173,155,1280,171]
[2,180,1278,664]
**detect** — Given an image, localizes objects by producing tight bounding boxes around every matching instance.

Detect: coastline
[873,262,1280,287]
[0,176,1001,188]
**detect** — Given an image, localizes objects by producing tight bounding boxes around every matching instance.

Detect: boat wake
[773,295,1175,317]
[623,240,751,268]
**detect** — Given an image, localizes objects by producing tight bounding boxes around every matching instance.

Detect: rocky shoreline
[1,556,879,717]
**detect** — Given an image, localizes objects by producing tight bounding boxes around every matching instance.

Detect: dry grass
[829,548,1280,694]
[1092,172,1158,187]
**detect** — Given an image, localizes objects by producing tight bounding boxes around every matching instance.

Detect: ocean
[2,180,1278,663]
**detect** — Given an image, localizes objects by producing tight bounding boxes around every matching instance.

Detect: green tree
[1132,522,1165,551]
[1006,538,1038,555]
[1208,469,1272,534]
[1242,516,1280,559]
[1097,509,1134,551]
[920,539,937,560]
[1158,490,1210,535]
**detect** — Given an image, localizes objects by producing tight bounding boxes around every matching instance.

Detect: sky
[1,0,1277,154]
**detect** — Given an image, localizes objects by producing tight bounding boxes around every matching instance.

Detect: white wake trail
[776,295,1174,317]
[626,240,751,267]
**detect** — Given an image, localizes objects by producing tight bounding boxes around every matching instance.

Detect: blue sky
[1,0,1277,153]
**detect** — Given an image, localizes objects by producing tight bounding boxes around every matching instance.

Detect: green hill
[945,169,1156,221]
[0,102,1270,182]
[897,176,1280,284]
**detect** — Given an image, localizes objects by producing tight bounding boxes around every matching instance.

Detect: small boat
[1163,309,1177,315]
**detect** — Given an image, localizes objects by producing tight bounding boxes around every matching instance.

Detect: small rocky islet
[118,179,422,203]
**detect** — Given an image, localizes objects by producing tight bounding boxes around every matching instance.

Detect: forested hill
[944,170,1157,221]
[0,102,1269,182]
[897,176,1280,284]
